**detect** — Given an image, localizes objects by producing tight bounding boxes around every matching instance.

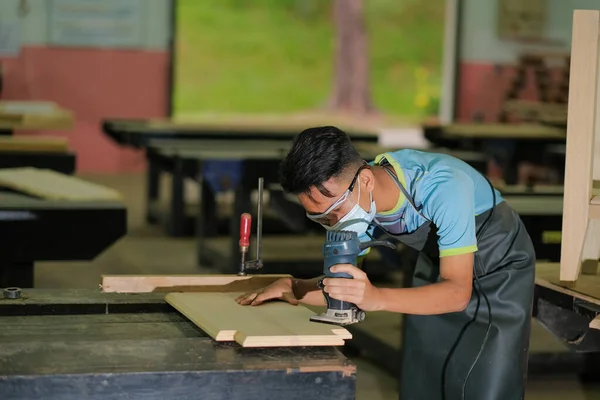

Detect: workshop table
[0,169,127,287]
[102,117,381,237]
[0,289,356,400]
[102,117,380,146]
[423,123,566,184]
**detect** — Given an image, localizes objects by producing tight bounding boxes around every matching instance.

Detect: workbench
[0,169,127,287]
[533,264,600,381]
[0,288,356,400]
[423,123,566,184]
[102,117,382,236]
[102,117,380,145]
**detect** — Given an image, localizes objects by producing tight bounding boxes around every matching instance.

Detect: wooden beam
[0,136,69,153]
[0,168,122,201]
[560,10,600,282]
[100,274,292,293]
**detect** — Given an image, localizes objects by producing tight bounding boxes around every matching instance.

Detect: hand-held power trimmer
[310,230,396,326]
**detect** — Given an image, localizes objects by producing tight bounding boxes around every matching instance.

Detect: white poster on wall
[0,20,21,57]
[48,0,144,48]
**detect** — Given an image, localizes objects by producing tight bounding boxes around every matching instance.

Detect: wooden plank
[0,167,122,201]
[100,274,292,293]
[0,136,69,153]
[165,292,351,347]
[560,10,600,282]
[0,101,74,130]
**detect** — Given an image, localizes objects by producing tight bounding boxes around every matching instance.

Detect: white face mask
[322,183,376,235]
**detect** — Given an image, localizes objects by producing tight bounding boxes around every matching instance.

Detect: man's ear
[360,168,375,191]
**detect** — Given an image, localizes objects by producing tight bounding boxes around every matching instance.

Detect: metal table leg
[145,157,160,224]
[168,157,185,237]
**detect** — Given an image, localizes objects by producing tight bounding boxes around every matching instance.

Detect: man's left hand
[322,264,383,312]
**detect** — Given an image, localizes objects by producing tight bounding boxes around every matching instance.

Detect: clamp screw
[3,287,21,299]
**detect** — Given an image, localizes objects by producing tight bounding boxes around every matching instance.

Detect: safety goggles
[306,164,369,225]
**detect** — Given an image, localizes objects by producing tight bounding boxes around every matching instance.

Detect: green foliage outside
[173,0,445,120]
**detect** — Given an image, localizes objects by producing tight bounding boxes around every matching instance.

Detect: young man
[236,126,535,400]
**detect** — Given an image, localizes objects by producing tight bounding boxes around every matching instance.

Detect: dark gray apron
[374,170,536,400]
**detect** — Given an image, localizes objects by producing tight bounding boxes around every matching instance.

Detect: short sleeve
[420,169,478,257]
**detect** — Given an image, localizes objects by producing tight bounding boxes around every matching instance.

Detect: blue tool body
[312,230,395,325]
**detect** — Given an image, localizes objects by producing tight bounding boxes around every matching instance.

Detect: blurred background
[0,0,599,399]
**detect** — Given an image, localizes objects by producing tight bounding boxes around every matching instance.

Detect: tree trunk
[329,0,375,114]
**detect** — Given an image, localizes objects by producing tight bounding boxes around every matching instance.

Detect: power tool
[310,230,396,326]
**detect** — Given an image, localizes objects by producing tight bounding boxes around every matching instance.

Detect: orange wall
[1,46,169,173]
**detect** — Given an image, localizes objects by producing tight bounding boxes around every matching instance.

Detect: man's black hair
[279,126,364,201]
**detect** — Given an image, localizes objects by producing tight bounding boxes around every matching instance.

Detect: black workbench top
[102,118,379,148]
[0,289,356,400]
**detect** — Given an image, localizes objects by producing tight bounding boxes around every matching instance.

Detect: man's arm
[324,254,473,313]
[377,253,473,314]
[378,168,477,313]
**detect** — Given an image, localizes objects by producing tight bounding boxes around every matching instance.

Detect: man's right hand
[235,278,299,306]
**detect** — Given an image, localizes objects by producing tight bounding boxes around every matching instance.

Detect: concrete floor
[34,173,600,399]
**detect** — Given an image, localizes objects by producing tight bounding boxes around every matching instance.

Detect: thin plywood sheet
[0,136,69,153]
[0,168,122,201]
[165,292,352,347]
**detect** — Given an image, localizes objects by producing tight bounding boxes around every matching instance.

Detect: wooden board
[165,292,352,347]
[0,101,74,130]
[0,168,122,201]
[101,274,291,293]
[0,136,69,153]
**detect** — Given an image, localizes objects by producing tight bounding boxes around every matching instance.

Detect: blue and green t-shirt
[360,149,503,257]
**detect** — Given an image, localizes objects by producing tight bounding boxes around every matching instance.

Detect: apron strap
[380,162,430,222]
